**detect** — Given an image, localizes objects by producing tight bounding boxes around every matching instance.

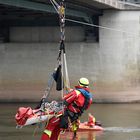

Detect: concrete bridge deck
[0,0,139,25]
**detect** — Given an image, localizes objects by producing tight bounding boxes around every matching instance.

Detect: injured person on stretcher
[15,78,95,140]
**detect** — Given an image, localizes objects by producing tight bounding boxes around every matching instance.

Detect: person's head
[78,77,89,88]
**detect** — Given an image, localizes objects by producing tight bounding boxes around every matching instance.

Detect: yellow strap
[75,90,81,95]
[72,123,77,131]
[56,113,63,118]
[57,134,60,140]
[44,130,52,137]
[71,121,79,132]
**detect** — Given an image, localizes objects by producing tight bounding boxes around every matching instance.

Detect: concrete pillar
[98,10,140,102]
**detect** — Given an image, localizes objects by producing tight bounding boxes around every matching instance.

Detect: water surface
[0,103,140,140]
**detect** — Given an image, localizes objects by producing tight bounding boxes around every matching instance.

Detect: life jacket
[60,88,92,129]
[74,88,92,115]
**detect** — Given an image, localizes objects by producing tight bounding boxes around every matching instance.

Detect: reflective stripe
[57,134,60,140]
[71,105,77,113]
[75,90,81,95]
[44,129,52,137]
[56,113,63,118]
[93,117,96,123]
[52,118,60,123]
[66,94,76,102]
[72,123,78,131]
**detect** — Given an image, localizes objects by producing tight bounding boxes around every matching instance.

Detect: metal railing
[119,0,140,4]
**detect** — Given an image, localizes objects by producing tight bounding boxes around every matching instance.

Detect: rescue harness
[60,88,92,129]
[73,88,92,115]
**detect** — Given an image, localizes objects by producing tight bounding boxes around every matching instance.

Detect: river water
[0,103,140,140]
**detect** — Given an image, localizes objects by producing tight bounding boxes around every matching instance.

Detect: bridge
[0,0,139,23]
[0,0,139,42]
[0,0,140,103]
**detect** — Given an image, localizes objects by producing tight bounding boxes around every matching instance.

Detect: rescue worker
[41,77,93,140]
[87,113,96,127]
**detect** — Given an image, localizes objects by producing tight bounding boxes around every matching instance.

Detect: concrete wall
[0,42,100,102]
[98,10,140,102]
[0,10,140,103]
[10,26,85,43]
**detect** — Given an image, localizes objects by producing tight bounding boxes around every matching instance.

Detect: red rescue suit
[63,86,92,113]
[41,86,92,140]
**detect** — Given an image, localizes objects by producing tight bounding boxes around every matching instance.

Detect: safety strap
[49,0,70,93]
[75,89,92,114]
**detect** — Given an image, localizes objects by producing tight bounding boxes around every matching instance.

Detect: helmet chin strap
[78,82,89,87]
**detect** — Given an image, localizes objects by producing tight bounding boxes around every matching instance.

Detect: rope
[65,18,140,38]
[63,53,70,90]
[51,0,60,9]
[59,1,65,115]
[61,48,64,113]
[50,0,59,14]
[49,0,70,113]
[50,0,70,91]
[44,74,54,99]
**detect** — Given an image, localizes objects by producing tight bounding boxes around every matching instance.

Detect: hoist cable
[50,0,59,14]
[65,18,140,38]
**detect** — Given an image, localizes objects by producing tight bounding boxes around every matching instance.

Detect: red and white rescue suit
[41,86,93,140]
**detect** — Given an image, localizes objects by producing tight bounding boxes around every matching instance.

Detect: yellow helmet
[78,77,89,87]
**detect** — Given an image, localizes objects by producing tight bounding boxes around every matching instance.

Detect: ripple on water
[104,127,140,133]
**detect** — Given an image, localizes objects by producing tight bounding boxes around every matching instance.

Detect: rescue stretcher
[15,101,103,131]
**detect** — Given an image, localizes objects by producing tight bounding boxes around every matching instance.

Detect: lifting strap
[50,0,70,92]
[41,0,70,105]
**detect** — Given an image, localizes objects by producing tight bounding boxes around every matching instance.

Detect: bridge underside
[0,0,104,24]
[0,0,134,42]
[0,0,107,42]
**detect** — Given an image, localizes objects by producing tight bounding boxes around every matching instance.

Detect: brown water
[0,103,140,140]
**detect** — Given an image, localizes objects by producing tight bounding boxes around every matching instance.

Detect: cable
[50,0,59,14]
[65,18,140,38]
[49,0,70,114]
